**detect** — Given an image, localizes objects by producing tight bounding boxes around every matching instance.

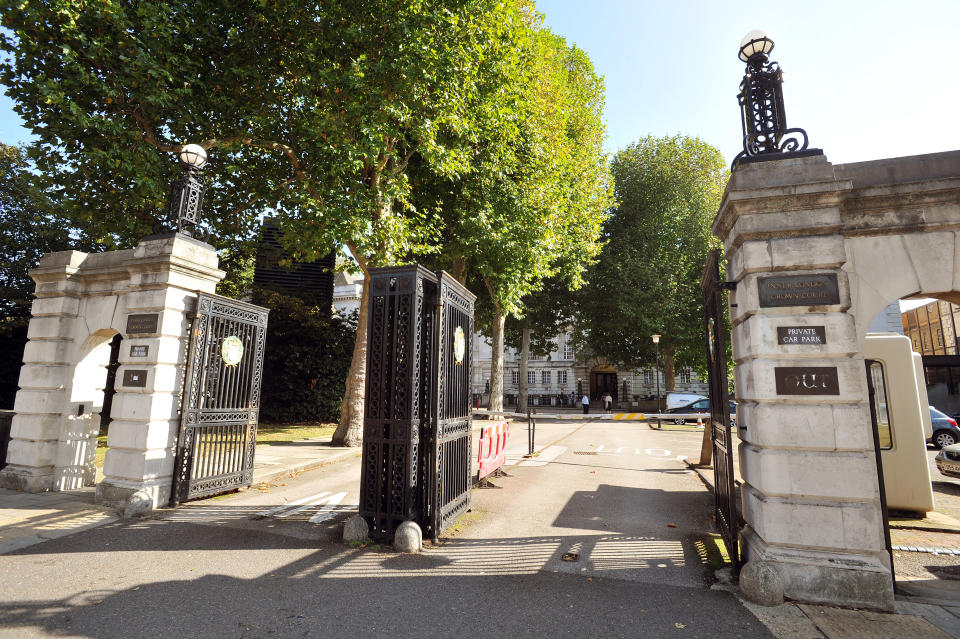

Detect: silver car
[935,442,960,478]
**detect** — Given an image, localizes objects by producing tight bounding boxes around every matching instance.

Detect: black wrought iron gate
[701,249,740,573]
[172,293,269,504]
[360,266,474,541]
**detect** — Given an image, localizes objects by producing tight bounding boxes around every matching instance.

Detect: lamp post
[168,143,208,238]
[731,30,809,168]
[576,377,582,398]
[652,334,661,412]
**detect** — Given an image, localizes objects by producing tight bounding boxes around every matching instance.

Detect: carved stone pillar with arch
[717,150,960,611]
[0,234,224,512]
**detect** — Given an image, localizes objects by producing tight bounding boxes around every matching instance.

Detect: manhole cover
[561,551,580,562]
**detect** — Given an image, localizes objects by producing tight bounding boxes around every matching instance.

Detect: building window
[679,368,691,384]
[644,369,653,384]
[542,371,551,385]
[557,370,568,385]
[511,370,519,386]
[527,370,536,385]
[563,339,573,360]
[530,353,545,361]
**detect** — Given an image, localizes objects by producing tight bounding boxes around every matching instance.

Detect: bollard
[527,406,533,456]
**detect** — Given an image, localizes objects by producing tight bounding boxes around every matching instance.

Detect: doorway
[590,371,618,402]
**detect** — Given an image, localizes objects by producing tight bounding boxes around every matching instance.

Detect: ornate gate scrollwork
[172,293,269,504]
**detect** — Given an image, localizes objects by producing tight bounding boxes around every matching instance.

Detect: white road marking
[635,449,641,455]
[256,492,330,518]
[615,447,623,453]
[596,445,605,452]
[519,446,568,467]
[308,492,348,523]
[644,448,672,457]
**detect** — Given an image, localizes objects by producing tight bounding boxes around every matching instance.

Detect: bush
[251,288,356,423]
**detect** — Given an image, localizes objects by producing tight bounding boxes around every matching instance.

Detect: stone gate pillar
[0,234,224,512]
[716,154,894,610]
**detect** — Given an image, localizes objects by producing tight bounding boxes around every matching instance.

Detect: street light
[652,334,661,413]
[731,30,809,168]
[168,143,208,238]
[576,377,582,398]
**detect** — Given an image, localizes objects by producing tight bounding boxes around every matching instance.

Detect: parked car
[665,399,737,426]
[665,392,707,410]
[935,442,960,478]
[928,406,960,449]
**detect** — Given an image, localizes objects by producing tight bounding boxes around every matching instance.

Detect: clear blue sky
[535,0,960,165]
[2,0,959,168]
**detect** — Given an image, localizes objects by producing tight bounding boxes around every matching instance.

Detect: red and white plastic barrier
[477,421,509,480]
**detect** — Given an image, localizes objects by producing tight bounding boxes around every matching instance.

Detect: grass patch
[443,507,486,538]
[256,423,336,444]
[94,434,108,469]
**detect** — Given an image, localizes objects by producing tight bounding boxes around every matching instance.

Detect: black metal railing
[701,249,740,574]
[361,266,475,541]
[172,294,269,504]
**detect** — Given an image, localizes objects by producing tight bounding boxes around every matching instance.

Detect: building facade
[470,330,708,409]
[903,299,960,415]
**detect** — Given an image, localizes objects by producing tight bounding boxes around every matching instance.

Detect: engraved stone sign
[129,345,149,358]
[777,326,826,345]
[775,367,840,395]
[122,369,148,388]
[125,313,160,334]
[758,274,840,307]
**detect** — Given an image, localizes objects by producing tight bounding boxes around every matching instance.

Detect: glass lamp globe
[738,30,775,62]
[178,144,208,169]
[652,334,661,344]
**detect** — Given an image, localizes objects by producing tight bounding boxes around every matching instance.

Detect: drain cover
[561,551,580,562]
[573,451,598,455]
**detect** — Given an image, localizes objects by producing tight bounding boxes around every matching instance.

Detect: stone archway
[715,150,960,611]
[0,234,223,512]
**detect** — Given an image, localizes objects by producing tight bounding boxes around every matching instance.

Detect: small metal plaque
[125,313,160,334]
[122,369,148,388]
[758,274,840,307]
[777,326,826,345]
[129,345,149,358]
[775,367,840,395]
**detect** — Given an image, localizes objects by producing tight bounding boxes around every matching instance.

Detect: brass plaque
[129,345,149,358]
[125,313,160,334]
[775,367,839,395]
[758,274,840,307]
[777,326,826,345]
[122,369,148,388]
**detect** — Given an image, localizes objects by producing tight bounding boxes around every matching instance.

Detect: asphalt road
[0,421,771,638]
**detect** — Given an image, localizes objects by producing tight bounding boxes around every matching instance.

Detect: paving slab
[0,488,118,555]
[798,604,954,639]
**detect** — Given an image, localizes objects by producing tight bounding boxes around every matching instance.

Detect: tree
[1,0,539,444]
[0,143,79,406]
[415,28,612,412]
[576,135,728,390]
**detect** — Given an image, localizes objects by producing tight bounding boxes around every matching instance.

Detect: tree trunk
[518,326,530,412]
[451,255,466,283]
[333,264,371,447]
[488,308,505,413]
[663,344,676,392]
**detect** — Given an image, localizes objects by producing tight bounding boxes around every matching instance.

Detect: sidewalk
[0,435,361,557]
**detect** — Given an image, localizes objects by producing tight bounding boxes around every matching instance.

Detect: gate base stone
[742,527,895,611]
[96,477,171,512]
[0,466,55,493]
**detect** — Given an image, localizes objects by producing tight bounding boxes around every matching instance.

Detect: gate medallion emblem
[221,335,244,367]
[454,326,465,364]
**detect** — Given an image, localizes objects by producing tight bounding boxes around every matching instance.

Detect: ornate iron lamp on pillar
[168,143,208,238]
[732,30,817,169]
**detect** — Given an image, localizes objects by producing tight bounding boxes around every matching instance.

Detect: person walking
[602,392,613,413]
[581,394,590,414]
